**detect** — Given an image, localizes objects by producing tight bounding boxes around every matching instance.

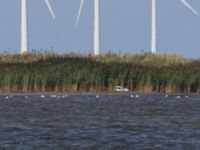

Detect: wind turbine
[75,0,100,56]
[151,0,199,54]
[21,0,56,54]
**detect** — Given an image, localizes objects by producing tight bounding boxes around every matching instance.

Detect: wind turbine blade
[44,0,56,19]
[179,0,199,15]
[75,0,85,28]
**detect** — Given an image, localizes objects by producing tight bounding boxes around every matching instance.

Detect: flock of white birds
[3,94,195,100]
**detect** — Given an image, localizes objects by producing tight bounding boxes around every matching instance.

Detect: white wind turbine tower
[151,0,199,54]
[21,0,56,54]
[75,0,100,56]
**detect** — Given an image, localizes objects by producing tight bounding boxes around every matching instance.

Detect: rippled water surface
[0,94,200,150]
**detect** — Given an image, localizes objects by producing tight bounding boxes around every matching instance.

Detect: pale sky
[0,0,200,58]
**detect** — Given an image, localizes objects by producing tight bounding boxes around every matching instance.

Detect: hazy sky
[0,0,200,58]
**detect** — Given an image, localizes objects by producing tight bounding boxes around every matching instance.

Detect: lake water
[0,94,200,150]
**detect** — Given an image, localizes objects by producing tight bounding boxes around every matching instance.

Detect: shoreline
[0,91,199,96]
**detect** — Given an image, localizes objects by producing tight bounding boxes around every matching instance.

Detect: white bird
[41,95,45,98]
[96,95,100,99]
[50,95,57,98]
[176,96,181,99]
[185,95,189,98]
[130,95,134,98]
[20,0,56,54]
[151,0,198,54]
[76,0,100,56]
[25,96,29,99]
[165,94,168,98]
[62,95,68,98]
[5,96,9,100]
[135,94,140,98]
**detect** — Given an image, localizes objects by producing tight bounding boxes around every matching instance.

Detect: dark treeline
[0,53,200,93]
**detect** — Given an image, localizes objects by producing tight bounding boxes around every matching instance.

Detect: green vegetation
[0,52,199,93]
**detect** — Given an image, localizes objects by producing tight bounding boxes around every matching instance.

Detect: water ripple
[0,94,200,149]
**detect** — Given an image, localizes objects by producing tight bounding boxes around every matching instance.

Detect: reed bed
[0,52,199,93]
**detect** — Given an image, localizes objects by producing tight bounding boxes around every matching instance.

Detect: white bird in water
[5,96,9,100]
[50,95,57,98]
[135,94,140,98]
[176,96,181,99]
[165,94,168,98]
[130,95,134,98]
[96,95,100,99]
[41,95,45,98]
[185,95,189,99]
[62,95,68,98]
[25,96,29,99]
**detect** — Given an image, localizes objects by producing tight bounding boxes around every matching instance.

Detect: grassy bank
[0,52,199,93]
